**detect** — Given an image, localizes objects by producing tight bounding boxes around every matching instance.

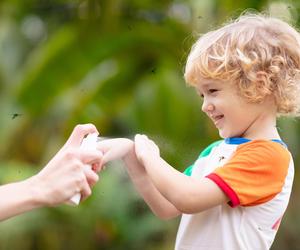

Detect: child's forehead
[195,77,238,95]
[196,78,223,89]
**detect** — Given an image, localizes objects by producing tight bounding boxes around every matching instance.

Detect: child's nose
[201,100,214,113]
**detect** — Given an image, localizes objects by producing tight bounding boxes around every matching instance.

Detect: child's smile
[210,114,224,128]
[196,78,278,139]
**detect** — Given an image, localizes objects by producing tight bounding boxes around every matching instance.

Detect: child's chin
[218,129,235,139]
[218,129,228,139]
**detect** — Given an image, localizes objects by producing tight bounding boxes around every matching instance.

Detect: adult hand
[30,124,103,206]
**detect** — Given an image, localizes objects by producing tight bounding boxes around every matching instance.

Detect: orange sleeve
[206,140,290,207]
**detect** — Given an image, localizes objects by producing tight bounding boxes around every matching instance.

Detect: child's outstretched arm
[97,138,181,219]
[0,124,102,221]
[134,134,229,214]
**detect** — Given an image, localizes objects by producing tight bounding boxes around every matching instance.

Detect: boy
[0,124,102,221]
[97,13,299,249]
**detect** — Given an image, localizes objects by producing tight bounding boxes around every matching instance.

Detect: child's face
[196,78,274,139]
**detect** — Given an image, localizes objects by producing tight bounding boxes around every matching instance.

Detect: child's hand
[134,134,160,164]
[29,124,103,206]
[96,138,134,168]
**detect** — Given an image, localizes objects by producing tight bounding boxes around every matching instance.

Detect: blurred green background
[0,0,299,249]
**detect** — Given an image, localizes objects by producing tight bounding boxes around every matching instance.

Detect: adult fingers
[84,166,99,187]
[92,162,105,173]
[79,173,93,201]
[80,185,92,202]
[65,124,99,147]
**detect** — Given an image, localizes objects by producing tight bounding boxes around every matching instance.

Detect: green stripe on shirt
[184,140,223,176]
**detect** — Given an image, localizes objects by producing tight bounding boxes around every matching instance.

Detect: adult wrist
[23,175,46,208]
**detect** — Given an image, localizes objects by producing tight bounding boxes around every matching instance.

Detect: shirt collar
[225,137,287,148]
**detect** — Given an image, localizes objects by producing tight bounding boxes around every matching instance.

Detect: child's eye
[209,89,218,94]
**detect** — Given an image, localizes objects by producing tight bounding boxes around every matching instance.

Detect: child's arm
[134,134,229,214]
[97,138,181,219]
[0,124,102,221]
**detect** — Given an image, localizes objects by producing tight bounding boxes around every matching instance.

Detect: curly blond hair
[185,13,300,116]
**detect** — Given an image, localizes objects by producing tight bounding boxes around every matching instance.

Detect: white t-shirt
[176,138,294,250]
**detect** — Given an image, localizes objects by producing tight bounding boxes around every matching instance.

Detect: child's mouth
[213,115,224,126]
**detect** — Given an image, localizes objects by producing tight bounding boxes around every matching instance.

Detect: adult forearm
[0,178,42,221]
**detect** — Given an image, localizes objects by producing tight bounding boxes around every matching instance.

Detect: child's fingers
[79,149,103,165]
[97,138,134,165]
[65,124,99,147]
[134,134,140,142]
[142,135,152,144]
[147,138,160,153]
[134,134,147,159]
[96,140,115,153]
[135,134,146,142]
[134,134,144,148]
[137,134,150,145]
[140,134,155,149]
[136,134,160,156]
[101,149,120,165]
[142,134,153,145]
